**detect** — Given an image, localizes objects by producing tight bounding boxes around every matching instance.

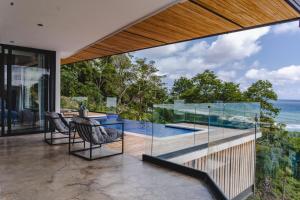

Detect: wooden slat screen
[183,140,255,199]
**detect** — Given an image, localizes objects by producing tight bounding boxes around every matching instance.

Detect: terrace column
[55,53,61,112]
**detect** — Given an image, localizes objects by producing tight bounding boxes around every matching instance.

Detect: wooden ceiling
[61,0,300,64]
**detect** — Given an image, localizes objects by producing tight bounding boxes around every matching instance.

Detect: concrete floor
[0,134,214,200]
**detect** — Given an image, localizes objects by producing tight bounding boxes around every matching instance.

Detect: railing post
[151,106,154,156]
[253,114,258,197]
[122,122,124,154]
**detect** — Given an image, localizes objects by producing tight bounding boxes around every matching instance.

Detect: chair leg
[44,129,47,141]
[89,142,92,160]
[72,132,76,144]
[68,128,71,154]
[50,131,53,144]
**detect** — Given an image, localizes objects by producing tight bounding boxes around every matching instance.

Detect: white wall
[55,53,61,112]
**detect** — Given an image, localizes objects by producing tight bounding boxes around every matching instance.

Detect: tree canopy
[61,54,168,120]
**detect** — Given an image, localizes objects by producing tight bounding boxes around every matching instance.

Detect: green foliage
[252,124,300,200]
[179,70,223,102]
[171,77,193,98]
[61,54,168,120]
[61,96,79,110]
[221,82,244,102]
[171,72,279,123]
[172,70,244,103]
[244,80,280,123]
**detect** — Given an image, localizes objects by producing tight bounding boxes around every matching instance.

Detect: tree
[220,82,244,102]
[244,80,280,123]
[177,70,223,103]
[125,58,167,120]
[172,70,243,103]
[171,77,193,98]
[100,54,137,106]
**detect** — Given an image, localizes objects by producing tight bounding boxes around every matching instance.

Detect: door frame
[0,44,56,136]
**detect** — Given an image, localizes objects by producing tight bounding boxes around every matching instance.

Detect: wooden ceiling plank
[105,32,162,48]
[89,45,119,54]
[93,43,123,54]
[151,2,240,35]
[127,21,194,43]
[118,31,164,46]
[194,0,300,27]
[84,47,114,57]
[126,1,241,43]
[101,39,149,52]
[189,0,243,28]
[123,30,166,44]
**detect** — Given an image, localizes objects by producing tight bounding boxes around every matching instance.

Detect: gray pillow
[90,119,122,142]
[72,117,104,144]
[104,127,122,142]
[46,112,68,133]
[89,119,109,143]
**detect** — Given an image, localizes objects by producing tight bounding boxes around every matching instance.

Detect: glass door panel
[0,44,53,136]
[0,46,5,135]
[10,50,49,134]
[0,46,8,136]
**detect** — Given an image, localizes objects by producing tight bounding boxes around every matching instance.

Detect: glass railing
[146,102,260,199]
[60,96,118,116]
[208,103,259,199]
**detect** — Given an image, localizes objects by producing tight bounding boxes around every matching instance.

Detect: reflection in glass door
[0,45,55,136]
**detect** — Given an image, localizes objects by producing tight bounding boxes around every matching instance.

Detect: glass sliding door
[0,44,55,136]
[0,46,7,135]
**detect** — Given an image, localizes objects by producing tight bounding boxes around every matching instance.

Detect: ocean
[275,99,300,132]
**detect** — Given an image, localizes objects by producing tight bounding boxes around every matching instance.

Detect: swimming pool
[94,118,198,137]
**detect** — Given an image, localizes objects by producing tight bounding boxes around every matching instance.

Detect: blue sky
[133,21,300,100]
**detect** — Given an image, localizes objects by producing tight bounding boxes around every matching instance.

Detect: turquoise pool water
[94,118,197,137]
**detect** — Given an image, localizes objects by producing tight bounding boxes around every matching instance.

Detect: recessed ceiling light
[10,2,14,6]
[37,23,44,27]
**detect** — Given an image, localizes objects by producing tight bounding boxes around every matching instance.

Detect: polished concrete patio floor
[0,134,214,200]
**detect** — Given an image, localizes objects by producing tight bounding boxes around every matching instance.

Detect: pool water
[94,118,196,137]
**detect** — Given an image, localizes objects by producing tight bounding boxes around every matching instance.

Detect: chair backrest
[45,112,69,133]
[58,113,69,128]
[72,117,106,145]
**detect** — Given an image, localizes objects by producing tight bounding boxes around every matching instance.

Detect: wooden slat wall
[61,0,300,64]
[183,140,255,199]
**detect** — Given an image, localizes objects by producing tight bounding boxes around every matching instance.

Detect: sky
[132,21,300,100]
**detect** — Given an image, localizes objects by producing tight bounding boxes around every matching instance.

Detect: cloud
[201,27,270,66]
[273,21,300,34]
[217,70,237,81]
[134,27,270,82]
[245,65,300,84]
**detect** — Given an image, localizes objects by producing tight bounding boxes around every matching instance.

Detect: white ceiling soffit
[0,0,178,58]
